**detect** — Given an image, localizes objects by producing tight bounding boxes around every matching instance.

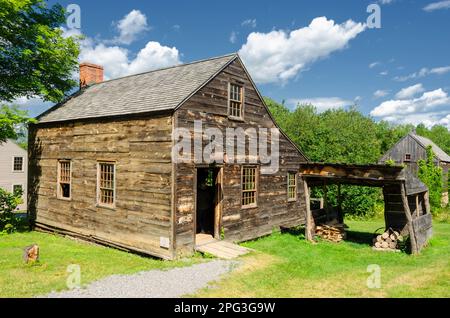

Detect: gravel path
[45,260,239,298]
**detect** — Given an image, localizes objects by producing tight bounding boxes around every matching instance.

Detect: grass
[0,231,203,298]
[193,220,450,298]
[2,220,449,298]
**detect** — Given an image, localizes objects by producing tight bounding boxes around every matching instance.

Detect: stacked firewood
[315,224,346,242]
[373,229,403,250]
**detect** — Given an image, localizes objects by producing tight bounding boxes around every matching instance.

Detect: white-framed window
[12,184,23,196]
[404,153,411,162]
[57,160,72,199]
[97,161,116,208]
[242,166,257,208]
[228,83,244,119]
[287,172,297,201]
[12,156,24,172]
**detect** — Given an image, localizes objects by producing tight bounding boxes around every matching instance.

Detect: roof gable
[410,133,450,162]
[37,54,238,123]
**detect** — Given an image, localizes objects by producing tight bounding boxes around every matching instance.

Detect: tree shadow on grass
[345,230,375,246]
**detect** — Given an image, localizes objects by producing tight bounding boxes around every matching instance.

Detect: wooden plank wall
[174,59,308,255]
[383,184,409,235]
[380,134,441,176]
[28,115,174,259]
[411,213,433,251]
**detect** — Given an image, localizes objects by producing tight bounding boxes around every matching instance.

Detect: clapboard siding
[173,59,307,255]
[0,140,28,210]
[28,115,174,259]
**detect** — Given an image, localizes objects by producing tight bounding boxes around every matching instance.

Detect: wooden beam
[400,183,418,254]
[303,179,314,241]
[337,183,343,224]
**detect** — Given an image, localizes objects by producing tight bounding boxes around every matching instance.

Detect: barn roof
[37,53,238,123]
[410,133,450,163]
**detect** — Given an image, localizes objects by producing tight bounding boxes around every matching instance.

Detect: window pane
[13,157,23,171]
[242,167,257,206]
[58,161,71,198]
[99,163,115,205]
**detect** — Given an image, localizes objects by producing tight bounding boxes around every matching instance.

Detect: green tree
[0,0,80,102]
[418,146,443,213]
[0,104,34,143]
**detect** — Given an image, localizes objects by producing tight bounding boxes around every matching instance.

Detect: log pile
[373,229,403,251]
[315,224,346,242]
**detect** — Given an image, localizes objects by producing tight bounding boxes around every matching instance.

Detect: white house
[0,139,27,211]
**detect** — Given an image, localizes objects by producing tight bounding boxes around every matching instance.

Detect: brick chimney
[79,62,104,88]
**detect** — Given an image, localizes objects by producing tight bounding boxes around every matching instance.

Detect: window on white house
[58,160,71,199]
[288,172,297,201]
[13,157,23,171]
[242,166,257,207]
[229,83,243,118]
[405,153,411,161]
[98,162,115,207]
[12,184,23,196]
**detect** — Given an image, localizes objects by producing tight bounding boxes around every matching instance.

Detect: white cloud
[79,42,180,80]
[373,89,390,98]
[241,19,257,28]
[379,0,394,4]
[439,114,450,128]
[423,1,450,12]
[61,10,182,81]
[238,17,366,84]
[379,71,388,76]
[370,88,450,118]
[172,24,181,31]
[112,10,149,45]
[369,61,380,68]
[394,65,450,81]
[288,97,354,112]
[229,31,238,44]
[395,83,425,99]
[371,88,450,128]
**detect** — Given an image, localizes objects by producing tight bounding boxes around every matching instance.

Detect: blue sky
[21,0,450,128]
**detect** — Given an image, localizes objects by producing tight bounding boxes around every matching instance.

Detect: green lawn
[0,231,202,298]
[194,220,450,298]
[2,220,449,298]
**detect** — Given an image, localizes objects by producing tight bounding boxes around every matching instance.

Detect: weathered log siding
[173,59,307,255]
[28,115,174,259]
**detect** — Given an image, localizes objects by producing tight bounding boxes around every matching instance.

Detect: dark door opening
[196,167,221,236]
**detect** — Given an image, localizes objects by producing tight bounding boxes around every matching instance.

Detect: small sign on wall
[160,236,170,249]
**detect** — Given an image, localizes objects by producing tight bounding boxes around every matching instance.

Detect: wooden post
[424,191,431,215]
[322,182,328,220]
[400,184,418,254]
[303,179,314,241]
[415,194,420,218]
[337,183,343,224]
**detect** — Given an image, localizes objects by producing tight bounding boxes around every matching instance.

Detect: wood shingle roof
[37,53,237,123]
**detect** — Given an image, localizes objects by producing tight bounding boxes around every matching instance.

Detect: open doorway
[196,167,222,241]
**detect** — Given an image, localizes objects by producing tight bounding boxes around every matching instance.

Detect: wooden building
[379,132,450,206]
[28,54,308,259]
[299,163,432,254]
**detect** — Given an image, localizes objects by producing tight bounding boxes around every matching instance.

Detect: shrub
[418,146,443,214]
[0,187,23,234]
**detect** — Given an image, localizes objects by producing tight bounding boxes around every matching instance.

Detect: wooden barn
[28,54,308,259]
[379,131,450,206]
